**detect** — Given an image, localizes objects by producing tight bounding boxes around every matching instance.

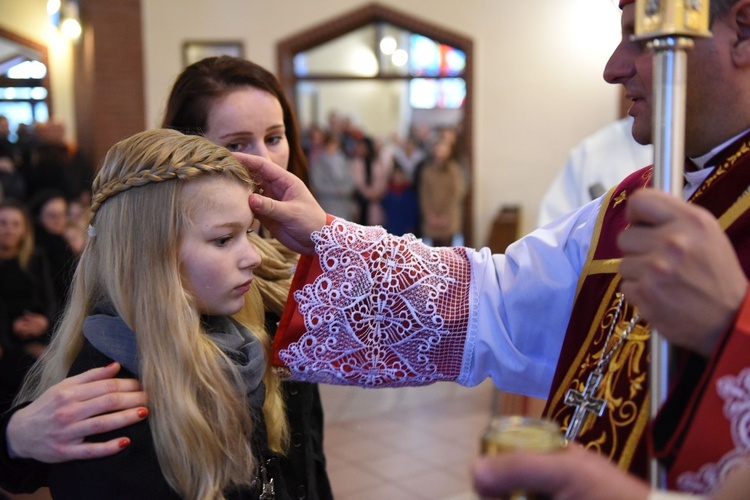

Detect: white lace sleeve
[278,218,472,387]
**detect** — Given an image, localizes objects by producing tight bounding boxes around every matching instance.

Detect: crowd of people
[302,114,469,245]
[0,117,92,416]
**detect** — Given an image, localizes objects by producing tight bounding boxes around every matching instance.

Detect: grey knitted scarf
[82,305,267,409]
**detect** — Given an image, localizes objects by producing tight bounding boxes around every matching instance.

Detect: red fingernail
[118,438,130,449]
[137,408,149,419]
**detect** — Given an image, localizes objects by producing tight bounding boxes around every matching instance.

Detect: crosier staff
[631,0,711,489]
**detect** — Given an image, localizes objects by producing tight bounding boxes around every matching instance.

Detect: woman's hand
[235,153,328,255]
[12,311,49,339]
[7,363,148,462]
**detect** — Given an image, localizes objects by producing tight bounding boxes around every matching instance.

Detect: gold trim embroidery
[613,190,628,207]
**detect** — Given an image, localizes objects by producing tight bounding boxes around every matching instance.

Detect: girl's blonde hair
[232,233,295,454]
[17,128,286,498]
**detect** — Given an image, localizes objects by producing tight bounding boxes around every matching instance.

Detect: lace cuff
[273,218,472,387]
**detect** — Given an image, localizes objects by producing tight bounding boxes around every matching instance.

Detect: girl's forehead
[182,176,251,212]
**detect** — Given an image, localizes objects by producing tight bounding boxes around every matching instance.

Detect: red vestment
[545,131,750,491]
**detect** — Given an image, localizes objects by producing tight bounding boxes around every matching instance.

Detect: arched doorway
[0,27,52,140]
[277,3,474,245]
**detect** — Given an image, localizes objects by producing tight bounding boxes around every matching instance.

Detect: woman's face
[0,207,26,253]
[203,87,290,170]
[39,197,68,236]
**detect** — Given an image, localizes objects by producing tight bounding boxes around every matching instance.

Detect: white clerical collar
[689,128,750,169]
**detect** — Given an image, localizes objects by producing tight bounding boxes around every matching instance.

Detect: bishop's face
[604,4,738,157]
[603,5,654,148]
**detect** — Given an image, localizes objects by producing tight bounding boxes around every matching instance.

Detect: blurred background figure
[392,135,426,186]
[22,119,93,206]
[381,164,419,236]
[418,137,467,246]
[0,141,26,203]
[64,198,88,257]
[303,124,326,166]
[351,135,390,226]
[0,199,56,414]
[309,132,358,221]
[537,117,653,227]
[0,116,15,151]
[28,190,78,321]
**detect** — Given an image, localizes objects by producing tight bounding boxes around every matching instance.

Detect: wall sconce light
[48,0,82,41]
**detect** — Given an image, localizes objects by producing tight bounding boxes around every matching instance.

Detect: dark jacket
[0,338,290,499]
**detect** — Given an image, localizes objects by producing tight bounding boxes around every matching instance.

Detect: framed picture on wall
[182,41,244,67]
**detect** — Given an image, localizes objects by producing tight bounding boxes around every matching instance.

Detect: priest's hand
[617,189,747,357]
[234,152,327,256]
[7,363,148,462]
[472,444,650,499]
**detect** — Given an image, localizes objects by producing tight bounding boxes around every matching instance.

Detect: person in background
[381,163,419,236]
[392,135,425,185]
[0,200,56,414]
[351,135,390,226]
[22,120,93,204]
[537,116,653,227]
[302,124,326,167]
[418,137,467,246]
[63,198,88,257]
[0,116,17,158]
[0,141,26,203]
[309,132,357,221]
[27,190,77,320]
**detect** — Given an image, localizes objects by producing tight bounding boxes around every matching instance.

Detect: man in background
[537,116,652,226]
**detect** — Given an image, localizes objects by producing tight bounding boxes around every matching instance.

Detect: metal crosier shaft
[632,0,710,490]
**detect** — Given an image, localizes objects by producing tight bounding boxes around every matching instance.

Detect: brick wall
[74,0,145,172]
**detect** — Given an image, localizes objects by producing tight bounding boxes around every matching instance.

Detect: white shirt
[537,117,653,227]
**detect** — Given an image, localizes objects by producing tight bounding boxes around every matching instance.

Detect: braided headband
[87,129,253,241]
[90,159,231,215]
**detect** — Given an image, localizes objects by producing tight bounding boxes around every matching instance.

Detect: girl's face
[39,197,68,236]
[204,87,290,170]
[0,207,26,252]
[179,177,262,316]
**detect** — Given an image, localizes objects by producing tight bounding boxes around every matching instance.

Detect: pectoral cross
[563,369,606,442]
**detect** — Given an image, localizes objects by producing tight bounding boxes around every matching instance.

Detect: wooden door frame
[277,3,475,245]
[0,26,53,117]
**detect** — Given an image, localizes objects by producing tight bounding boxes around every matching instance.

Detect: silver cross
[563,370,607,442]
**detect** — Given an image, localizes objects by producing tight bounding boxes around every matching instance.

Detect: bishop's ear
[731,0,750,65]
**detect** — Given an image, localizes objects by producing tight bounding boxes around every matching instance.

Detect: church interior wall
[1,0,624,242]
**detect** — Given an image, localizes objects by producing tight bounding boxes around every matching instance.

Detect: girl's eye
[215,236,231,247]
[225,142,243,152]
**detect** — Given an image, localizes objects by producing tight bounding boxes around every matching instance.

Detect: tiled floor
[319,380,497,500]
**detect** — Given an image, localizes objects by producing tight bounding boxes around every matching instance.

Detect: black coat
[0,339,290,500]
